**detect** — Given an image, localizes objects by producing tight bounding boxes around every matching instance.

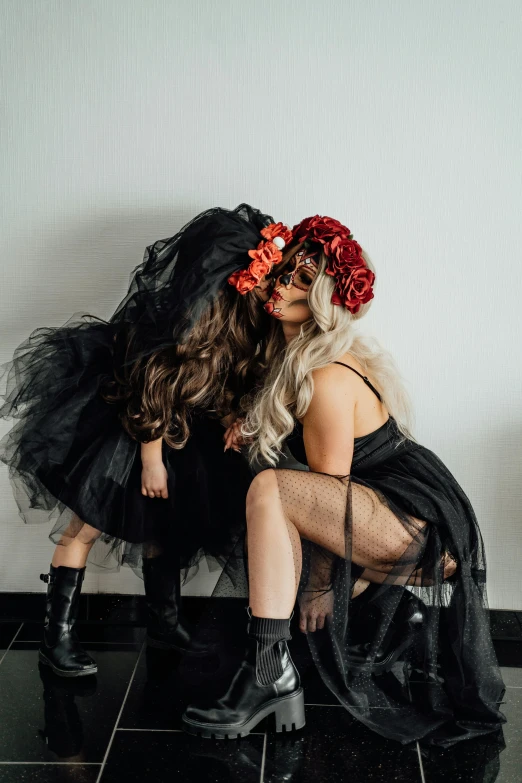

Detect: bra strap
[333,361,383,402]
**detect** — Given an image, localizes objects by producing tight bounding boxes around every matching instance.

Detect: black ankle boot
[38,565,97,678]
[182,613,305,739]
[348,586,425,674]
[142,556,209,656]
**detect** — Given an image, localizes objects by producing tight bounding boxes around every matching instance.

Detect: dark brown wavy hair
[102,286,283,448]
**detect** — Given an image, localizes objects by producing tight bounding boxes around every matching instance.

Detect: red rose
[261,223,293,246]
[325,238,365,277]
[249,256,273,281]
[228,269,260,295]
[293,215,352,245]
[248,242,282,273]
[292,216,317,242]
[327,235,361,259]
[332,267,375,313]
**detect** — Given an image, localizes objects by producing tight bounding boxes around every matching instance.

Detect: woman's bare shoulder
[309,362,359,408]
[311,355,363,389]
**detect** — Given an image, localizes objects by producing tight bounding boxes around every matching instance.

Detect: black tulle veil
[109,205,274,358]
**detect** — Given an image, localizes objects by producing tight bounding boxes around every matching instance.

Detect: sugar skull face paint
[264,246,319,321]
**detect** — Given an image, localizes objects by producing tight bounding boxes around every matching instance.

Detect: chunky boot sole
[182,688,306,739]
[146,634,210,655]
[39,650,98,678]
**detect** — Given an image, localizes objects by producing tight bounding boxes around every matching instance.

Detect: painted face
[264,246,319,321]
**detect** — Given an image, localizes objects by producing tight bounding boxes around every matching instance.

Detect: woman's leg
[245,469,391,620]
[246,470,302,618]
[181,468,451,738]
[183,467,411,737]
[246,469,454,614]
[182,470,306,738]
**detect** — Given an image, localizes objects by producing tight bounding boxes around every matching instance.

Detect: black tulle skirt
[0,316,252,576]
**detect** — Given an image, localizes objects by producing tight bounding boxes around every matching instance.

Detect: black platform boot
[38,565,98,678]
[182,613,305,738]
[348,586,425,674]
[142,555,209,656]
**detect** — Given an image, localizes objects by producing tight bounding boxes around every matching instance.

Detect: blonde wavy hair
[243,248,415,467]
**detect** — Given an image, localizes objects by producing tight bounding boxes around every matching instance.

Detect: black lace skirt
[293,432,504,746]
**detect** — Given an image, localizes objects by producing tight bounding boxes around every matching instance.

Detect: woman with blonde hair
[183,215,505,747]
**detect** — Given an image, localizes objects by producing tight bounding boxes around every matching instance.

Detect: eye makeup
[283,249,318,291]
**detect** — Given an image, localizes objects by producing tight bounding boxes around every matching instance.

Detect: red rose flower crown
[228,222,294,295]
[292,215,375,314]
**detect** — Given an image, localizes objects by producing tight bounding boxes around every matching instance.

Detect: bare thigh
[274,469,427,574]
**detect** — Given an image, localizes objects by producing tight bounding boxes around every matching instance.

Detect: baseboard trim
[1,593,521,641]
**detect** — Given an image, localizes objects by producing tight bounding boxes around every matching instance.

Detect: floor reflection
[39,664,97,761]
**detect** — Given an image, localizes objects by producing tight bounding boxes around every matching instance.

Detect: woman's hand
[299,588,334,633]
[223,417,249,452]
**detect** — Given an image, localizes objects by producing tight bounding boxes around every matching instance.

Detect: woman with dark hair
[0,204,289,678]
[182,215,505,748]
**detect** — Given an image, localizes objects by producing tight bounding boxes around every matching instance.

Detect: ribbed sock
[248,615,292,686]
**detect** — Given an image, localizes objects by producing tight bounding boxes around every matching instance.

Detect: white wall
[1,0,521,608]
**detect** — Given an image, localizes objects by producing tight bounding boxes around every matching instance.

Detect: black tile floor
[0,600,520,782]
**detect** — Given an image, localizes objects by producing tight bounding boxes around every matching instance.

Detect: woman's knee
[246,469,279,519]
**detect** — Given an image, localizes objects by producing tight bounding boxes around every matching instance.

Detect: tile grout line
[117,728,183,733]
[16,641,142,646]
[259,733,268,783]
[0,762,101,766]
[115,727,266,734]
[416,742,427,783]
[306,703,413,708]
[305,702,342,707]
[0,623,23,666]
[95,641,145,783]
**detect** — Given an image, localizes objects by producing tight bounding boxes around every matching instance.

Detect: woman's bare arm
[298,366,356,631]
[301,364,356,476]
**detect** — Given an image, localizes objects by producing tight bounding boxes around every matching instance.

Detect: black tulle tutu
[0,205,272,575]
[0,312,253,573]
